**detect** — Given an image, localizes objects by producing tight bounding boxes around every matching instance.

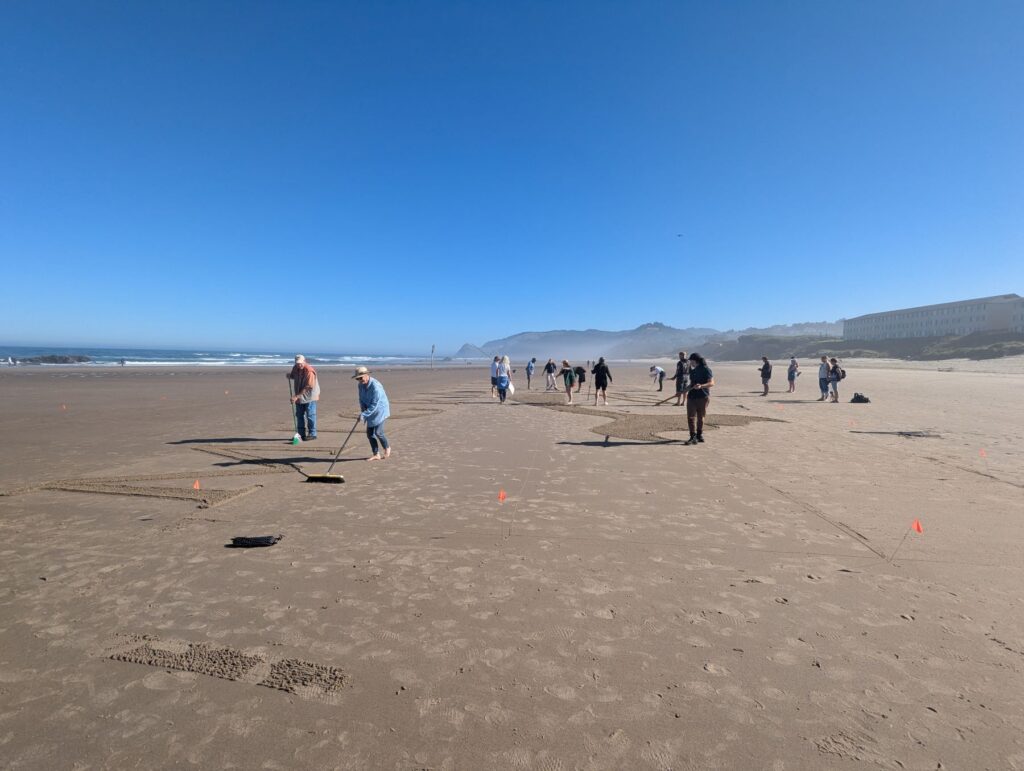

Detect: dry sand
[0,361,1022,769]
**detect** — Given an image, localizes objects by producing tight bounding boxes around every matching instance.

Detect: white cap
[295,354,305,362]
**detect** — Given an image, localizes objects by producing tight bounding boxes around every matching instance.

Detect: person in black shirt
[684,352,714,445]
[759,356,772,396]
[591,357,612,406]
[573,365,587,394]
[668,351,690,406]
[543,359,558,391]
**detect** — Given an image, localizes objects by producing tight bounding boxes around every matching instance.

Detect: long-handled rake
[305,417,361,484]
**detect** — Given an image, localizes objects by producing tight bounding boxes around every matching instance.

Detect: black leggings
[686,397,708,436]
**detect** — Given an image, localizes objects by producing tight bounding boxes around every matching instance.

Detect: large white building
[843,294,1024,340]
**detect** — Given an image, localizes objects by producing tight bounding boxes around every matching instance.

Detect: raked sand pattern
[0,363,1021,768]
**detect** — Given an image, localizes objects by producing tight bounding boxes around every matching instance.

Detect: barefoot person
[592,357,612,405]
[490,356,500,398]
[558,360,577,404]
[683,353,714,445]
[787,357,799,393]
[287,354,320,441]
[526,358,536,389]
[353,366,391,461]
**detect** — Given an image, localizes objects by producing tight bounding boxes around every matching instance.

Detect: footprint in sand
[703,662,730,675]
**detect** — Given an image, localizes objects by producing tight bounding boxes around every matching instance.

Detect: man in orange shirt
[286,354,321,441]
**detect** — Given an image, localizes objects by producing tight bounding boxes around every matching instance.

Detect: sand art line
[519,401,780,442]
[44,481,263,509]
[104,634,347,701]
[709,452,890,561]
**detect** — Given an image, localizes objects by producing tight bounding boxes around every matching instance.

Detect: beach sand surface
[0,361,1022,769]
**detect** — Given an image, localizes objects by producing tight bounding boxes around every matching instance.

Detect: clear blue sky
[2,1,1021,354]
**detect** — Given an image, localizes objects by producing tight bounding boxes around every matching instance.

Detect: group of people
[286,355,393,461]
[650,350,696,406]
[757,355,846,402]
[491,356,614,405]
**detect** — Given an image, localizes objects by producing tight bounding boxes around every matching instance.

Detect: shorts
[676,379,689,395]
[490,377,497,386]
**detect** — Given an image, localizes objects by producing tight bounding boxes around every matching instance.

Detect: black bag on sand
[851,393,870,403]
[227,534,284,548]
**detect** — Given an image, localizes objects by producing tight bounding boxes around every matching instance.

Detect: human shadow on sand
[169,437,287,445]
[557,439,681,448]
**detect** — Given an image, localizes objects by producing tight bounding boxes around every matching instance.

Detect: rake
[305,417,361,484]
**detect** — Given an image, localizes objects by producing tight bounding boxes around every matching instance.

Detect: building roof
[847,294,1022,322]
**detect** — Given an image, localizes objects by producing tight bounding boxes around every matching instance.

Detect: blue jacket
[358,378,391,427]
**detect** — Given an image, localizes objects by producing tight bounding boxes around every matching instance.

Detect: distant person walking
[817,356,830,401]
[544,359,558,391]
[558,360,577,404]
[650,365,666,391]
[828,358,844,403]
[287,354,320,441]
[490,356,500,398]
[668,351,690,406]
[683,353,714,445]
[573,364,587,394]
[759,357,772,396]
[592,357,612,405]
[526,358,536,389]
[354,366,391,461]
[495,355,513,404]
[787,358,799,393]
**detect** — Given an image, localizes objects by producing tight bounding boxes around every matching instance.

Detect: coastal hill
[458,321,841,360]
[705,331,1024,361]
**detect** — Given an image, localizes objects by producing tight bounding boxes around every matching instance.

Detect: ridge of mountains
[454,321,842,360]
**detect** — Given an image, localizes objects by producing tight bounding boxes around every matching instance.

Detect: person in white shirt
[490,356,500,398]
[817,356,830,401]
[650,365,666,391]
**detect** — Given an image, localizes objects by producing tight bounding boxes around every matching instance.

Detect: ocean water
[0,346,425,367]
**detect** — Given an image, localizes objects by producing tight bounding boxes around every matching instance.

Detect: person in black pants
[759,356,772,396]
[591,357,612,405]
[684,353,714,445]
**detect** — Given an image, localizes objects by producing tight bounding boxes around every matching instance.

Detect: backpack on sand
[851,392,870,403]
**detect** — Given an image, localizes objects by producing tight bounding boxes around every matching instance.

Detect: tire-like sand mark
[105,634,347,700]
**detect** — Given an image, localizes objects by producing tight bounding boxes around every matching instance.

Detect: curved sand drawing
[520,399,781,442]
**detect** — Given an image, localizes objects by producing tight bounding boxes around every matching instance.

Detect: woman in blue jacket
[353,366,392,461]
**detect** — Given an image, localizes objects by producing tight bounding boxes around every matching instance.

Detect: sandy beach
[1,360,1022,769]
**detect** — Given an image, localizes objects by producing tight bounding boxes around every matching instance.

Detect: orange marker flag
[979,449,987,458]
[497,489,507,503]
[193,480,201,490]
[911,519,923,534]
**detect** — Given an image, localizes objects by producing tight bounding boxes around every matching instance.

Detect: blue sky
[2,1,1021,354]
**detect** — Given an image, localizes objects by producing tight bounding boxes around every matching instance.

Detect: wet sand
[1,361,1022,769]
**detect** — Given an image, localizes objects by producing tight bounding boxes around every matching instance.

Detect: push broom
[306,416,361,484]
